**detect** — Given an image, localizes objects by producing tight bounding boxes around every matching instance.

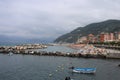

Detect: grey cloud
[0,0,120,40]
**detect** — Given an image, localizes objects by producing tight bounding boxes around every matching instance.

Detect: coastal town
[1,0,120,80]
[0,30,120,59]
[0,32,120,58]
[0,32,120,59]
[77,32,120,44]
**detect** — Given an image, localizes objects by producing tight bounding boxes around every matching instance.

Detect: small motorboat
[72,68,96,74]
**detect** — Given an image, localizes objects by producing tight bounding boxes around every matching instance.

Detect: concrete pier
[106,49,120,59]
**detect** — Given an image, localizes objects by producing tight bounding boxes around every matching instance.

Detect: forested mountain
[54,20,120,43]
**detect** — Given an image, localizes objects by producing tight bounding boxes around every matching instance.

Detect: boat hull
[73,68,96,74]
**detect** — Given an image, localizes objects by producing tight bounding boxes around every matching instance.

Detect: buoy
[61,64,64,66]
[55,70,58,72]
[58,66,61,68]
[49,74,52,77]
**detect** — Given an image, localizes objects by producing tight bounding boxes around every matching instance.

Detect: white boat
[73,68,96,74]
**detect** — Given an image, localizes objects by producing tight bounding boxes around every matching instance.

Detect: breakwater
[0,44,47,50]
[0,45,106,58]
[0,49,106,58]
[0,44,120,59]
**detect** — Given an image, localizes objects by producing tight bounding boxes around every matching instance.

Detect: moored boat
[73,68,96,74]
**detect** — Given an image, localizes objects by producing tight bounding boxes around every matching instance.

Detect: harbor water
[0,46,120,80]
[27,45,77,53]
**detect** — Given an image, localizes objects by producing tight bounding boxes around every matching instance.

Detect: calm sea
[0,46,120,80]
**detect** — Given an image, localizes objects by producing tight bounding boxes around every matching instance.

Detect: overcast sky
[0,0,120,39]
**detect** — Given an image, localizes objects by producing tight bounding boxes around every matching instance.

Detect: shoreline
[0,51,106,59]
[0,43,120,59]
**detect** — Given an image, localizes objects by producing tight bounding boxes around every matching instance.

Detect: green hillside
[54,20,120,43]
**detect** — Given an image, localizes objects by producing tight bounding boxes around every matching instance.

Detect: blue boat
[73,68,96,74]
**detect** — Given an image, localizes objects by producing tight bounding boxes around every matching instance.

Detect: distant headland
[54,19,120,43]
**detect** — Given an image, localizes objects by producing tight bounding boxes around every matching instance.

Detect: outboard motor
[118,64,120,67]
[69,66,74,69]
[65,77,71,80]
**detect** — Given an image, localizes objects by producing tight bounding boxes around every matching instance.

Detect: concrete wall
[106,53,120,59]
